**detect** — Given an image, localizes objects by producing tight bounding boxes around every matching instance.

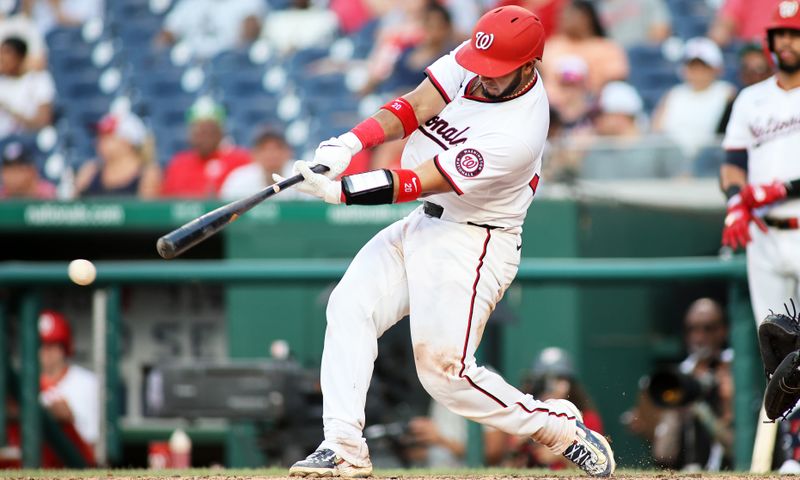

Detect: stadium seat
[210,49,258,75]
[45,27,84,51]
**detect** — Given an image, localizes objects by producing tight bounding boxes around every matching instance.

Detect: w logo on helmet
[780,0,799,18]
[475,31,494,50]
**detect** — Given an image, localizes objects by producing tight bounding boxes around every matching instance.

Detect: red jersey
[161,146,251,198]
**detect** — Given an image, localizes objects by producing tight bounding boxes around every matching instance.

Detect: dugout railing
[0,256,758,470]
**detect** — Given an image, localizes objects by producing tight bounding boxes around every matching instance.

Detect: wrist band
[394,169,421,203]
[350,117,386,150]
[724,185,741,200]
[381,97,418,138]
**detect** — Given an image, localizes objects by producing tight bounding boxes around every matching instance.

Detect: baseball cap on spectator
[186,96,226,125]
[2,137,35,166]
[598,81,643,116]
[557,55,588,84]
[683,37,723,69]
[97,112,147,147]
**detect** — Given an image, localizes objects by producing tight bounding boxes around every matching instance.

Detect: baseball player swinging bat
[156,164,329,259]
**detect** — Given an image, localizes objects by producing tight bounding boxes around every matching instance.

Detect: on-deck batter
[280,7,615,478]
[720,0,800,323]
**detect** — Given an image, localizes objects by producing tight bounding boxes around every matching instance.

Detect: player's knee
[413,344,463,395]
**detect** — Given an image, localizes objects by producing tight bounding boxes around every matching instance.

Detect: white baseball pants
[317,207,577,466]
[747,225,800,324]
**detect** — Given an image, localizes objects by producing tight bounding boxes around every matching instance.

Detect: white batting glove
[273,161,342,204]
[313,132,362,179]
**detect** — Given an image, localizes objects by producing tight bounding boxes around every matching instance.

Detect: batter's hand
[273,161,342,204]
[313,136,355,179]
[739,181,788,209]
[722,197,767,250]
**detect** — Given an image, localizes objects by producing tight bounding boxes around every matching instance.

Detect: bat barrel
[155,163,329,260]
[156,236,178,260]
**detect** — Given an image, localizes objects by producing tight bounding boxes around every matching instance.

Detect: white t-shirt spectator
[0,69,55,137]
[30,0,104,35]
[39,364,99,444]
[164,0,266,59]
[658,80,734,159]
[220,161,311,201]
[262,7,338,56]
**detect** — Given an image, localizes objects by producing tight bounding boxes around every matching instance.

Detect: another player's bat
[751,405,778,473]
[156,164,329,259]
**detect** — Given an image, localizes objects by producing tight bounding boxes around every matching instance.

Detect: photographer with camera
[624,298,734,471]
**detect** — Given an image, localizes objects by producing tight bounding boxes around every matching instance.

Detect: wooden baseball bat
[751,405,778,473]
[156,164,329,259]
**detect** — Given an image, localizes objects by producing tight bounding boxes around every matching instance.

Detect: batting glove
[722,195,767,250]
[739,180,788,209]
[312,133,361,179]
[273,161,342,204]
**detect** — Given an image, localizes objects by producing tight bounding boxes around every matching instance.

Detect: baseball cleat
[289,448,372,478]
[562,421,616,477]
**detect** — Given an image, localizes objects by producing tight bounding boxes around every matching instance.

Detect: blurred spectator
[441,0,480,40]
[548,55,594,134]
[21,0,103,35]
[74,112,161,198]
[653,37,735,161]
[716,43,773,133]
[156,0,265,60]
[597,0,671,46]
[362,2,457,96]
[623,298,733,471]
[580,81,683,179]
[0,136,55,199]
[506,347,603,469]
[329,0,376,35]
[161,98,250,198]
[0,8,46,70]
[0,36,54,138]
[494,0,569,39]
[364,0,430,88]
[708,0,781,47]
[261,0,339,57]
[220,127,304,201]
[542,0,629,106]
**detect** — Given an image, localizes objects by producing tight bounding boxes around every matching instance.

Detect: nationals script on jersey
[723,76,800,217]
[401,42,549,231]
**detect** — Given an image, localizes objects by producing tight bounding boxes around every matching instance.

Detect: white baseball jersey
[723,76,800,217]
[723,76,800,324]
[40,365,99,444]
[401,42,548,231]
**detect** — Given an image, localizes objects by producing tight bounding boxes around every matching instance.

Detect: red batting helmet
[38,310,73,356]
[456,6,546,77]
[767,0,800,52]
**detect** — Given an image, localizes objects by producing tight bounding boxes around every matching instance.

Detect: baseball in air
[68,259,96,286]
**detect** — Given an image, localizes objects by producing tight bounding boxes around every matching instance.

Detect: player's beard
[484,68,524,99]
[778,56,800,74]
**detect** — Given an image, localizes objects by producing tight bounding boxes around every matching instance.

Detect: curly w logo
[475,32,494,50]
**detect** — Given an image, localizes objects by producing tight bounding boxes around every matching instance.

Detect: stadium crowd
[0,0,779,200]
